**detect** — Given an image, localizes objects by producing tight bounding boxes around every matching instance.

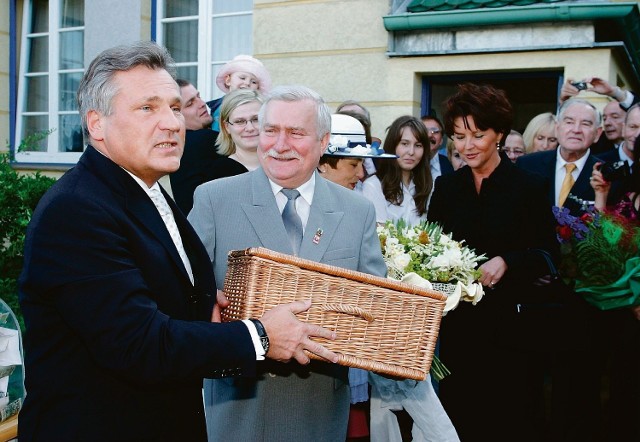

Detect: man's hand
[590,162,611,211]
[259,300,339,364]
[560,76,625,104]
[559,78,581,104]
[584,76,616,97]
[211,289,230,323]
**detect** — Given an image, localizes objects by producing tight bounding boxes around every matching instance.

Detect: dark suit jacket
[438,153,454,175]
[169,128,220,215]
[517,148,600,215]
[427,158,559,440]
[18,146,255,442]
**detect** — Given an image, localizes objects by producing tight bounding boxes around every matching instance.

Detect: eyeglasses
[427,128,441,135]
[227,117,259,128]
[501,147,525,156]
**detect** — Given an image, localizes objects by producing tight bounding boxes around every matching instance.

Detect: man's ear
[86,110,104,141]
[593,126,603,144]
[320,132,330,155]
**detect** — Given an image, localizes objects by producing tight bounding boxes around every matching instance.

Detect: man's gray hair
[77,41,177,137]
[258,85,331,140]
[558,97,602,127]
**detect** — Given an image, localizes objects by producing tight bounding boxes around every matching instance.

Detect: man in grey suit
[189,85,387,441]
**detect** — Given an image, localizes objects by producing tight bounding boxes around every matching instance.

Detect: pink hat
[215,55,272,94]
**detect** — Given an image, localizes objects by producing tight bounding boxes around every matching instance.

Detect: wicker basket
[222,247,447,381]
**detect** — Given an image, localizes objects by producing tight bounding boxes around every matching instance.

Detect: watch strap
[248,318,269,354]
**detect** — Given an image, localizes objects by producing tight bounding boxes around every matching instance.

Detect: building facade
[2,0,639,175]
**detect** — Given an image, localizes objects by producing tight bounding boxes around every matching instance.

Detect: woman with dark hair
[360,116,457,441]
[428,83,559,441]
[361,116,433,225]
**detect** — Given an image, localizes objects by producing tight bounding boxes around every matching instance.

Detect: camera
[571,81,588,91]
[598,160,630,181]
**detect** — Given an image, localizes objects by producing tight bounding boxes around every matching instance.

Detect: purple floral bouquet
[553,206,640,310]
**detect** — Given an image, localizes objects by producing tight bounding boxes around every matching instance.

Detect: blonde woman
[522,112,558,153]
[209,90,264,179]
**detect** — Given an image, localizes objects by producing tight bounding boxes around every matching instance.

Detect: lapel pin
[312,228,323,244]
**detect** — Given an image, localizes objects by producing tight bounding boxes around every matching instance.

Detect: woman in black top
[428,83,559,442]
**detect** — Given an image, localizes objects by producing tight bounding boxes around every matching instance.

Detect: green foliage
[0,132,57,331]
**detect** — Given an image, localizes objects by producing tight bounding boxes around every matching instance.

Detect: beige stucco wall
[4,0,639,179]
[0,0,11,154]
[254,0,637,142]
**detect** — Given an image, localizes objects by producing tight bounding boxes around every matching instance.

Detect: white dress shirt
[269,173,316,233]
[361,175,427,226]
[554,148,591,206]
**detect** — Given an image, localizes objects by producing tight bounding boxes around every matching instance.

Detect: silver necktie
[281,189,303,255]
[149,187,194,284]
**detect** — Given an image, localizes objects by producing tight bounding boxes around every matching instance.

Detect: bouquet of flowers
[377,219,486,381]
[553,205,640,310]
[377,219,486,314]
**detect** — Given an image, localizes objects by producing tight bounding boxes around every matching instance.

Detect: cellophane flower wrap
[553,206,640,310]
[377,219,486,381]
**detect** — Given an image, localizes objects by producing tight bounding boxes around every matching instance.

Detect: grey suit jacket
[189,168,386,442]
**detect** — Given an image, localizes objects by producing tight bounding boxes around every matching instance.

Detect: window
[156,0,253,102]
[15,0,85,164]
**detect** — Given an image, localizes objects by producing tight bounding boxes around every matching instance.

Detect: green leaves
[0,133,57,330]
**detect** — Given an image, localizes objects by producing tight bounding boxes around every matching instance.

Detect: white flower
[404,227,418,239]
[386,236,399,247]
[392,252,411,270]
[460,282,485,305]
[429,247,463,269]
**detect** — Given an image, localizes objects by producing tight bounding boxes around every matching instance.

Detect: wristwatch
[248,318,270,355]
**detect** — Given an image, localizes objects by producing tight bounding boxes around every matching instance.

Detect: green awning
[407,0,563,13]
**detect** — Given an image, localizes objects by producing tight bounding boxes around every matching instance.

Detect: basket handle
[319,303,375,323]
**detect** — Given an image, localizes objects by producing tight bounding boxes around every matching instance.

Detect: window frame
[155,0,253,103]
[14,0,86,165]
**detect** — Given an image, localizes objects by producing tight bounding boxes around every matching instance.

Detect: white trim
[15,0,85,163]
[156,0,253,102]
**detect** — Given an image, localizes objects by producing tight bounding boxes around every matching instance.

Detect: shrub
[0,132,57,331]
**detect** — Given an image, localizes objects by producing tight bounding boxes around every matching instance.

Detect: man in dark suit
[518,98,603,214]
[169,79,220,214]
[18,41,339,442]
[560,76,639,154]
[421,114,454,181]
[517,98,605,441]
[594,103,640,205]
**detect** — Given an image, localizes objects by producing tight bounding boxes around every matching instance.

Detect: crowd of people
[16,40,639,442]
